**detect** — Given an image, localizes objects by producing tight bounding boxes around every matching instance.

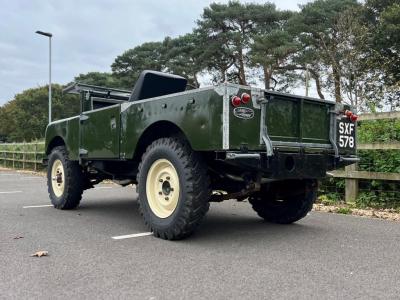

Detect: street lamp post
[35,30,52,123]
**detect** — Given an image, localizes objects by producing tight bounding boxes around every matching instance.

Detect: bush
[318,118,400,209]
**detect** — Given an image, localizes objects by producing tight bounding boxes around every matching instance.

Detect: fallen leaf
[30,250,48,257]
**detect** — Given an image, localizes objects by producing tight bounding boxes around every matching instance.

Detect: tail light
[344,110,358,122]
[231,96,241,107]
[345,110,353,117]
[241,93,251,104]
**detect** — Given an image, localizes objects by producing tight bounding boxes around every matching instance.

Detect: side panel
[45,117,80,160]
[120,88,223,159]
[81,105,121,159]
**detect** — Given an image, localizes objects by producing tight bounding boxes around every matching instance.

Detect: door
[80,105,121,159]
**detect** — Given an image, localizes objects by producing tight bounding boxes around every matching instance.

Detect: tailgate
[265,91,333,147]
[225,85,356,156]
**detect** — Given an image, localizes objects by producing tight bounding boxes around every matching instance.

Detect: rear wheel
[47,146,84,209]
[137,138,210,240]
[249,179,317,224]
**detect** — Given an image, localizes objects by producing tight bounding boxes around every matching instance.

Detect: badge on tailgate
[337,118,356,149]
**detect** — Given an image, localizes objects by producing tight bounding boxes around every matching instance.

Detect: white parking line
[0,191,23,194]
[23,204,53,208]
[112,232,153,240]
[96,186,113,189]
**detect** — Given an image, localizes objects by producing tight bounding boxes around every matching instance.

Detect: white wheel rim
[146,159,180,218]
[51,159,65,197]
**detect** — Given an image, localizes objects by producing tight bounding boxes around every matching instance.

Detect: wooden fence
[0,142,44,171]
[329,111,400,202]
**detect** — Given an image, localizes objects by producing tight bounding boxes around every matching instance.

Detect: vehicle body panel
[45,116,80,160]
[81,105,121,158]
[120,87,221,159]
[44,82,357,179]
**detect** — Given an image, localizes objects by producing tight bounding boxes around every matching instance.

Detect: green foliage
[0,85,79,142]
[162,33,205,88]
[336,207,352,214]
[74,72,126,89]
[357,120,400,173]
[0,142,45,170]
[196,1,284,85]
[357,119,400,143]
[111,42,165,88]
[320,119,400,209]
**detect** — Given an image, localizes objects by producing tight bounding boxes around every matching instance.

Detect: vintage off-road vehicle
[45,70,358,239]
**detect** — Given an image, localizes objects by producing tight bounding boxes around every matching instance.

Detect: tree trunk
[332,66,341,102]
[309,70,325,99]
[193,74,200,88]
[237,47,247,85]
[263,66,271,90]
[220,68,226,83]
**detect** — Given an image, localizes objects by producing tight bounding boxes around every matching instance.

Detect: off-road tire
[249,179,317,224]
[137,137,211,240]
[47,146,84,209]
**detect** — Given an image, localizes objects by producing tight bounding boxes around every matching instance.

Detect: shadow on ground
[70,196,325,243]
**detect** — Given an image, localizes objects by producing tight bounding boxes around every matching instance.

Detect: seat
[129,70,188,102]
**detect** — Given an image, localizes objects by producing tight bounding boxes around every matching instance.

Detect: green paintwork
[264,95,331,144]
[266,96,300,142]
[120,88,221,159]
[81,105,121,158]
[45,116,80,160]
[45,83,352,163]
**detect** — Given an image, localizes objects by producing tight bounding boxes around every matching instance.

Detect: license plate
[337,118,356,149]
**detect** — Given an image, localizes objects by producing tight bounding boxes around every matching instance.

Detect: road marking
[23,204,53,208]
[22,177,43,179]
[96,186,113,189]
[0,191,22,194]
[112,232,153,240]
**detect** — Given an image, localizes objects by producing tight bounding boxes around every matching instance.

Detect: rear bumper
[224,151,358,179]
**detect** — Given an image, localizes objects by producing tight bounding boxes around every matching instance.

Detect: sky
[0,0,311,106]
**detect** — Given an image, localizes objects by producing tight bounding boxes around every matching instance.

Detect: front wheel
[47,146,84,209]
[249,179,317,224]
[137,138,211,240]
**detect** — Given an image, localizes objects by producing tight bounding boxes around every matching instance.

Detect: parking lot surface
[1,170,400,299]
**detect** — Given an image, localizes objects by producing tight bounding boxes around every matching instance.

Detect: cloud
[0,0,309,105]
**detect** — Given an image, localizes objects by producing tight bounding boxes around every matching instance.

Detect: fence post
[345,163,358,203]
[34,143,37,171]
[22,144,25,170]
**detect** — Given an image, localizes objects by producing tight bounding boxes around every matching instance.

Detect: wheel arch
[132,121,191,162]
[46,136,66,155]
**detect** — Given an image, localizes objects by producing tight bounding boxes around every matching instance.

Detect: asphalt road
[1,170,399,300]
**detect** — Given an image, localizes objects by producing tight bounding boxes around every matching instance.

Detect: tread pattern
[47,146,84,210]
[249,180,317,224]
[137,138,211,240]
